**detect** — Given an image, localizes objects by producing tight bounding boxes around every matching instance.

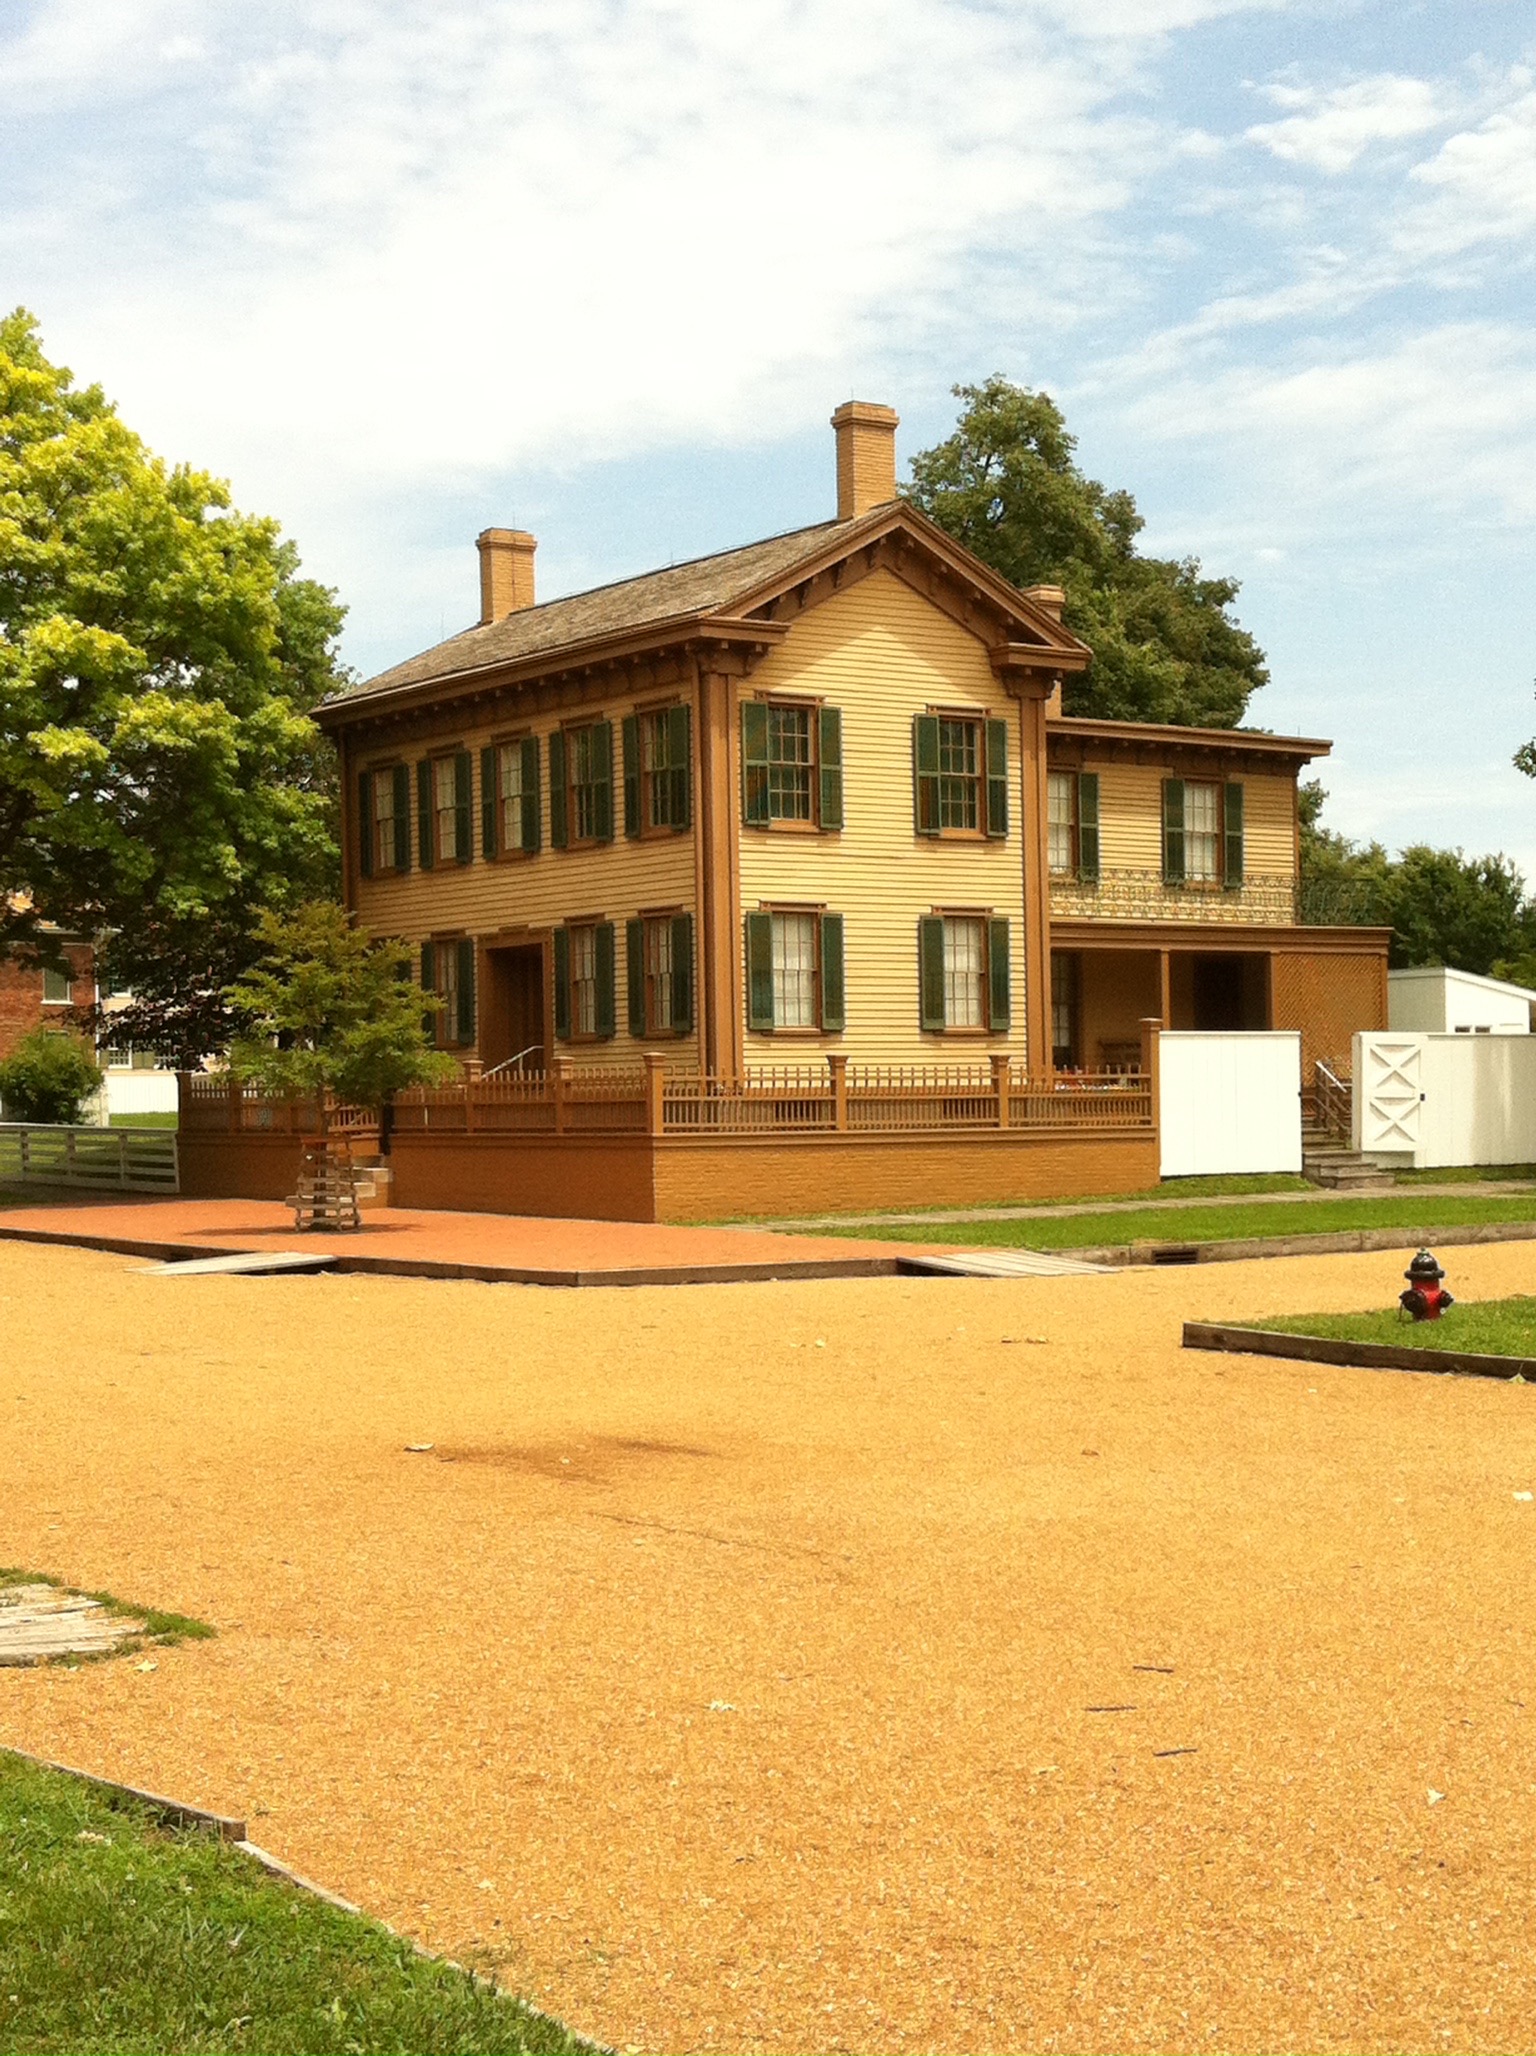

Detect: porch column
[1016,680,1055,1074]
[1158,949,1172,1030]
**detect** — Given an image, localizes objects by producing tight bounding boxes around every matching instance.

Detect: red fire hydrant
[1400,1249,1454,1322]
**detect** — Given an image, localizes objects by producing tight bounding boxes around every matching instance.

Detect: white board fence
[1158,1031,1303,1178]
[1354,1031,1536,1168]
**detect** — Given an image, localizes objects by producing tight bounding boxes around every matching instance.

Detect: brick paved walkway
[0,1196,904,1286]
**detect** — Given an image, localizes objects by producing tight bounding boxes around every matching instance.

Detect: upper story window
[482,737,540,858]
[742,701,843,831]
[416,751,471,868]
[914,714,1007,839]
[1048,769,1100,881]
[550,721,614,848]
[1163,778,1243,889]
[359,764,409,877]
[41,965,71,1004]
[622,707,691,835]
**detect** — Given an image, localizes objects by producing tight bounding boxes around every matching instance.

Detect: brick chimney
[832,401,899,520]
[476,528,537,623]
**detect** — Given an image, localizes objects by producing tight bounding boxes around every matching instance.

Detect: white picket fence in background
[1158,1031,1303,1178]
[1354,1031,1536,1168]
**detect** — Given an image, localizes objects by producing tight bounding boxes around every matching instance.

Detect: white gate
[1158,1032,1302,1178]
[1352,1036,1423,1156]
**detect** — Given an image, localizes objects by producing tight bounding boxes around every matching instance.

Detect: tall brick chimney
[831,401,899,520]
[476,528,537,623]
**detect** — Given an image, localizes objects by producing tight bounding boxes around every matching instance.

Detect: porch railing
[181,1058,1152,1142]
[1312,1059,1353,1144]
[1050,868,1298,926]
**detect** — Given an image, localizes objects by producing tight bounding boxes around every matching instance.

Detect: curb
[1182,1321,1536,1382]
[1070,1219,1536,1268]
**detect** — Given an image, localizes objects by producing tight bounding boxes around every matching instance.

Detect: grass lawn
[107,1112,178,1129]
[0,1753,586,2056]
[1395,1162,1536,1185]
[1251,1294,1536,1356]
[828,1191,1536,1250]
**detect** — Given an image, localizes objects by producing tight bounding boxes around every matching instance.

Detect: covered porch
[1049,919,1392,1078]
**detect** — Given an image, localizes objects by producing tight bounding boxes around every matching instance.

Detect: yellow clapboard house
[317,404,1387,1091]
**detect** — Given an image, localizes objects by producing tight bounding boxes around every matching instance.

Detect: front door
[483,944,547,1071]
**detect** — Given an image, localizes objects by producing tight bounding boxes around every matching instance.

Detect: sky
[3,0,1536,872]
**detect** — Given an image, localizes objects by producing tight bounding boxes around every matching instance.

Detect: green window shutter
[985,718,1009,838]
[745,912,774,1030]
[416,758,434,870]
[621,714,641,838]
[593,720,614,843]
[1224,781,1245,889]
[626,918,646,1037]
[671,912,694,1033]
[670,704,692,830]
[918,916,946,1031]
[988,918,1011,1031]
[456,938,476,1044]
[480,747,497,858]
[548,730,568,848]
[392,765,411,872]
[520,736,541,853]
[594,920,616,1037]
[553,927,571,1039]
[454,750,473,864]
[913,715,940,836]
[1162,778,1185,885]
[1077,771,1100,882]
[742,701,770,826]
[357,770,373,879]
[818,706,844,830]
[420,941,436,1040]
[819,912,845,1033]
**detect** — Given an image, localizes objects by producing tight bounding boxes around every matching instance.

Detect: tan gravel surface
[4,1238,1536,2054]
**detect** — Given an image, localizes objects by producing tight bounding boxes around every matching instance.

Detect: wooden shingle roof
[331,516,847,708]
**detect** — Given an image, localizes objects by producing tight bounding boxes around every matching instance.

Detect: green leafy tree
[227,904,456,1125]
[905,378,1269,726]
[0,309,344,1039]
[1297,778,1391,926]
[0,1027,102,1124]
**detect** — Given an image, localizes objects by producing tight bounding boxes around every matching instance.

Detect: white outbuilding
[1387,964,1536,1035]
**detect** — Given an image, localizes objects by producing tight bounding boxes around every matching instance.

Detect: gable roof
[323,500,1090,722]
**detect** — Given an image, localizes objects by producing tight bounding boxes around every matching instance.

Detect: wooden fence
[181,1057,1152,1143]
[0,1123,179,1194]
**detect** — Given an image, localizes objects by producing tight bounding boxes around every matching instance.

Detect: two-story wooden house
[317,402,1386,1106]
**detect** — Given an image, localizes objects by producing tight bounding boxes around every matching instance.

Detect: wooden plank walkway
[0,1583,145,1667]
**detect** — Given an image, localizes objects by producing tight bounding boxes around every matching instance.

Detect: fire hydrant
[1400,1249,1454,1322]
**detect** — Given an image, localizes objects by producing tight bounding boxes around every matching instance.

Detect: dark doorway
[482,944,547,1071]
[1191,954,1268,1031]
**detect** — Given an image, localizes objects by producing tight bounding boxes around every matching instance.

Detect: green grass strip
[1250,1294,1536,1356]
[0,1753,588,2055]
[823,1193,1536,1250]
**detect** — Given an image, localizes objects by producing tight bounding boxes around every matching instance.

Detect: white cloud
[1405,81,1536,255]
[1246,74,1445,174]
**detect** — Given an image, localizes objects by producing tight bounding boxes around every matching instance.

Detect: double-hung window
[1047,769,1100,881]
[913,713,1008,838]
[359,764,410,876]
[621,707,692,834]
[553,921,617,1041]
[1163,778,1243,889]
[918,914,1011,1033]
[741,702,843,830]
[550,721,614,847]
[416,751,472,868]
[481,737,540,857]
[625,912,695,1037]
[41,965,72,1005]
[744,910,846,1033]
[420,938,476,1048]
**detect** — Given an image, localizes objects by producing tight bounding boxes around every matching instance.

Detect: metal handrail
[481,1045,543,1078]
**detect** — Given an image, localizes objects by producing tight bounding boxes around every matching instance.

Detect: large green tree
[905,378,1269,726]
[0,309,344,1044]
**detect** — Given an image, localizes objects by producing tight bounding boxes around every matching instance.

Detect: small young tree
[0,1028,103,1124]
[227,903,456,1132]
